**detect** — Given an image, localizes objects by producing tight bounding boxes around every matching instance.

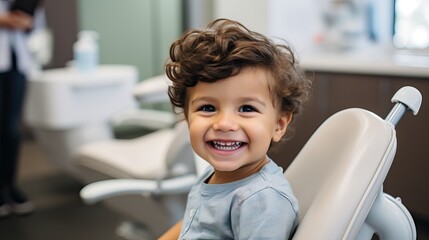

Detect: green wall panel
[77,0,183,80]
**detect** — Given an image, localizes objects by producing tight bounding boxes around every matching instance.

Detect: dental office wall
[43,0,183,80]
[43,0,78,69]
[267,0,394,53]
[77,0,183,80]
[213,0,267,35]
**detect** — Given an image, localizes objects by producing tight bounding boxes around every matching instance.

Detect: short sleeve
[231,188,297,240]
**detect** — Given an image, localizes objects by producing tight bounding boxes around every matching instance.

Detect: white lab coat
[0,1,46,75]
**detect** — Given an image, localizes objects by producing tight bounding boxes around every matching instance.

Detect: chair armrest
[80,174,198,205]
[111,109,176,130]
[133,75,171,103]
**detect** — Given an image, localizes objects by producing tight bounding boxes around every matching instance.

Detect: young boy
[159,18,311,240]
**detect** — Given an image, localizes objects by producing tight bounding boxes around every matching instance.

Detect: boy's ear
[272,112,292,142]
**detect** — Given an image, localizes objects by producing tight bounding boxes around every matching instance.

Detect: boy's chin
[209,161,243,173]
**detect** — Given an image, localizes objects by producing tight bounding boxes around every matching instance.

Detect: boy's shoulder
[234,160,298,211]
[244,159,293,196]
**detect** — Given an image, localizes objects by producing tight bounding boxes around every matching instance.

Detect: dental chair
[76,119,210,239]
[24,68,176,180]
[80,86,421,240]
[285,86,421,239]
[75,120,200,239]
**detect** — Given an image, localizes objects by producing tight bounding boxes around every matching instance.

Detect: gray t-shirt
[179,159,299,240]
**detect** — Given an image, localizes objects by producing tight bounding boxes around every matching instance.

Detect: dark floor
[1,139,429,240]
[0,139,124,240]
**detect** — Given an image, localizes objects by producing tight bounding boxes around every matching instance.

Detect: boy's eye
[239,105,257,112]
[198,104,216,112]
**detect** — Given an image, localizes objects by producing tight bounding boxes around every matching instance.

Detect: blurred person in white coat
[0,0,46,217]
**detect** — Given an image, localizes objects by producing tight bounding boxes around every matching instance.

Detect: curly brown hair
[166,18,311,128]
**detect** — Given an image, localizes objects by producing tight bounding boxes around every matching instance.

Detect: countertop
[299,45,429,78]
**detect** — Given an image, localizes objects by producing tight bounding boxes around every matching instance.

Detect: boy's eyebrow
[190,96,215,105]
[239,97,266,106]
[191,96,266,106]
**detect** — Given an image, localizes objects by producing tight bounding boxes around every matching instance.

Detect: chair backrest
[285,108,397,239]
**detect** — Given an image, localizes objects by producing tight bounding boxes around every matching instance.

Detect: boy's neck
[207,157,269,184]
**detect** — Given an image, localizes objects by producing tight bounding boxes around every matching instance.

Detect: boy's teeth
[211,141,242,151]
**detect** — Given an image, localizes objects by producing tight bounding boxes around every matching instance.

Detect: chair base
[357,192,416,240]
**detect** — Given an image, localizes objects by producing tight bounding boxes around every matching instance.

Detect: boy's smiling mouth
[209,140,246,151]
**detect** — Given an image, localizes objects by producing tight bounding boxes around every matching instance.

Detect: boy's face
[186,67,291,183]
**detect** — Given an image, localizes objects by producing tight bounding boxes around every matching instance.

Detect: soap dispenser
[73,30,99,73]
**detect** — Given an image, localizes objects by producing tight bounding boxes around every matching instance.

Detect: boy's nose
[212,112,239,132]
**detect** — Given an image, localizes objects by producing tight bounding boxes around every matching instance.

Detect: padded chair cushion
[75,128,175,180]
[285,108,396,239]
